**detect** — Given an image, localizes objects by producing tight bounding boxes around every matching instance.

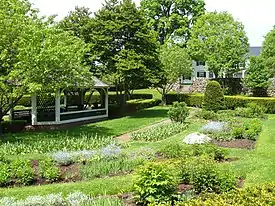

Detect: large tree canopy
[141,0,205,45]
[0,0,93,127]
[261,27,275,77]
[157,45,192,103]
[90,0,161,104]
[188,12,249,77]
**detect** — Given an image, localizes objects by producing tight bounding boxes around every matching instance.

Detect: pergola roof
[93,77,109,88]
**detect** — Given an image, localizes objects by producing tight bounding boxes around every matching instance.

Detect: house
[181,47,262,84]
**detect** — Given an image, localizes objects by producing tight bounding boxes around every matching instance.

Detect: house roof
[93,77,109,88]
[249,47,262,56]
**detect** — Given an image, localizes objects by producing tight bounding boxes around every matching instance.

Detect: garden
[0,81,274,206]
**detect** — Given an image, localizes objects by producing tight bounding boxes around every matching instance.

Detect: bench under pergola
[12,77,109,126]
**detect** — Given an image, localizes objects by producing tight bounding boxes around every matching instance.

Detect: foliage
[134,162,178,205]
[140,0,205,45]
[188,11,249,77]
[235,102,266,118]
[90,0,161,105]
[244,56,270,96]
[195,110,217,120]
[157,45,192,103]
[200,121,227,133]
[10,159,34,185]
[204,81,224,112]
[0,134,117,156]
[261,26,275,77]
[180,183,275,206]
[0,163,10,186]
[39,159,60,182]
[0,192,124,206]
[180,157,236,193]
[168,102,189,123]
[131,122,187,141]
[160,142,227,161]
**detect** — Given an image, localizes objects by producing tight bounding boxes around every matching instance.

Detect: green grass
[0,175,133,199]
[228,114,275,186]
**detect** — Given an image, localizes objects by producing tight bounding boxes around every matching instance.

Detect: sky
[30,0,275,46]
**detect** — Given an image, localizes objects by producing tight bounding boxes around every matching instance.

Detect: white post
[64,95,67,107]
[31,95,37,125]
[55,90,61,123]
[105,88,108,117]
[8,99,13,122]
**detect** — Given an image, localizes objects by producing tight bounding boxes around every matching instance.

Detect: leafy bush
[0,163,10,186]
[181,158,236,193]
[166,93,275,114]
[134,162,178,205]
[203,81,224,112]
[195,110,217,120]
[168,102,189,123]
[235,102,266,118]
[160,142,191,158]
[11,159,34,185]
[131,122,187,141]
[39,159,60,182]
[179,183,275,206]
[243,118,263,140]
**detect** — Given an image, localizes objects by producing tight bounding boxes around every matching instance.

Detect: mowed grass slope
[229,115,275,186]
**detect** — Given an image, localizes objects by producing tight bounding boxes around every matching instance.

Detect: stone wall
[268,78,275,97]
[190,78,209,93]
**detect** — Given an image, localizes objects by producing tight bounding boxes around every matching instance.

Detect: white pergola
[30,77,109,126]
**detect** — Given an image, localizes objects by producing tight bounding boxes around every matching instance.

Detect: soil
[212,139,256,150]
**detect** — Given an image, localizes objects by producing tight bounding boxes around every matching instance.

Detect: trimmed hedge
[17,93,153,107]
[166,93,275,114]
[109,99,161,118]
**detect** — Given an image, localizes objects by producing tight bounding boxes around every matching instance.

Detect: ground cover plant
[130,122,187,141]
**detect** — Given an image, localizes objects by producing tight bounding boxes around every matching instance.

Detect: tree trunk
[0,107,3,136]
[161,88,167,105]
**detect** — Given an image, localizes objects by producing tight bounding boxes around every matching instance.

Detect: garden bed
[212,139,256,150]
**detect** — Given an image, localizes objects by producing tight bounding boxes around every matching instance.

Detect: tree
[203,81,224,112]
[140,0,205,45]
[0,0,93,135]
[244,56,270,97]
[90,0,161,106]
[157,45,192,104]
[261,27,275,77]
[188,12,249,77]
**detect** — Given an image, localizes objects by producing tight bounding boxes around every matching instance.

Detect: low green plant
[160,142,191,158]
[134,162,178,205]
[196,110,217,120]
[181,157,236,194]
[131,122,187,142]
[168,102,189,123]
[11,159,34,185]
[235,103,266,118]
[179,183,275,206]
[0,163,11,186]
[39,159,60,182]
[243,118,263,140]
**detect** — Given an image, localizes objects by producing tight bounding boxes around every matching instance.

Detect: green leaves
[188,11,249,77]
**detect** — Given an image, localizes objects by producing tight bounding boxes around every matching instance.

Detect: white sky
[30,0,275,46]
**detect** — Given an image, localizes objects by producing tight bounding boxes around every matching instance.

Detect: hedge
[109,99,161,118]
[17,93,153,107]
[166,93,275,114]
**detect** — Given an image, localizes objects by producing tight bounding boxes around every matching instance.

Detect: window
[209,72,214,78]
[196,61,206,66]
[197,72,206,78]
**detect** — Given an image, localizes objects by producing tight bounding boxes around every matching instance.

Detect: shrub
[39,159,60,182]
[179,183,275,206]
[131,122,187,142]
[10,159,34,185]
[235,102,266,118]
[243,118,263,140]
[159,142,191,158]
[195,110,217,120]
[180,157,236,193]
[134,162,178,205]
[168,102,189,123]
[204,81,224,112]
[0,163,10,186]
